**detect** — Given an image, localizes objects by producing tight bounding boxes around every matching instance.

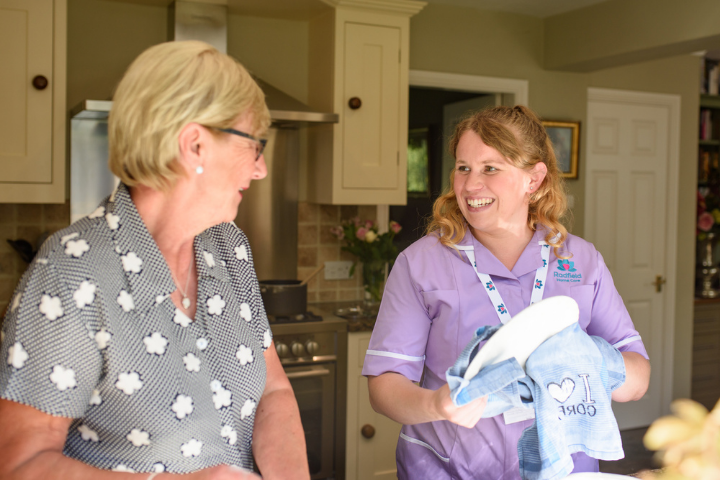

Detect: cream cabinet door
[0,0,53,183]
[342,22,401,190]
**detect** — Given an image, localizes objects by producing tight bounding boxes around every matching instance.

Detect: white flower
[240,398,257,420]
[89,389,102,405]
[183,353,201,373]
[117,290,134,312]
[174,309,191,328]
[78,424,99,442]
[234,245,248,262]
[207,295,225,316]
[155,295,167,304]
[88,206,105,218]
[152,463,165,473]
[172,394,194,419]
[236,345,254,366]
[210,380,222,392]
[74,281,96,309]
[11,293,21,312]
[127,428,150,447]
[60,232,79,244]
[143,332,168,355]
[65,239,90,258]
[50,365,77,391]
[365,230,378,243]
[39,295,63,321]
[263,330,272,349]
[181,439,203,457]
[203,251,215,268]
[121,252,143,273]
[240,303,252,322]
[220,424,237,445]
[212,383,232,410]
[8,342,28,369]
[95,329,111,350]
[113,465,134,472]
[36,258,48,264]
[105,212,120,230]
[116,372,142,395]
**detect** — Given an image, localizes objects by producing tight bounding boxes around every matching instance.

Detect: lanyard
[457,241,550,324]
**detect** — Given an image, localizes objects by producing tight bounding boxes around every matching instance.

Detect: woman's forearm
[251,387,309,480]
[611,352,651,402]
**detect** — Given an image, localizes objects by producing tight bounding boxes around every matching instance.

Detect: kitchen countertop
[309,301,377,333]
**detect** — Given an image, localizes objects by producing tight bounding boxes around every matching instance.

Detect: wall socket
[324,261,353,280]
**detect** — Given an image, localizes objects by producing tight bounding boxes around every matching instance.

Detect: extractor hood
[72,1,338,124]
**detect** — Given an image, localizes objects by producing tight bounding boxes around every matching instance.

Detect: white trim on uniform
[399,433,450,463]
[612,335,642,350]
[366,350,425,362]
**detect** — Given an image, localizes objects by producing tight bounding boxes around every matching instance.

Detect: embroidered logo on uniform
[497,304,508,314]
[535,279,543,289]
[557,259,576,272]
[485,281,496,291]
[554,260,582,283]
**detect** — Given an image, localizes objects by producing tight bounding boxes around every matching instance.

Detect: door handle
[285,368,331,379]
[652,275,666,293]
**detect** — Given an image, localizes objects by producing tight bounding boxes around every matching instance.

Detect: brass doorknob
[652,275,666,293]
[361,424,375,439]
[32,75,48,90]
[348,97,362,110]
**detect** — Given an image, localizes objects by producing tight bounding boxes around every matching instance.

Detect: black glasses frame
[216,127,267,161]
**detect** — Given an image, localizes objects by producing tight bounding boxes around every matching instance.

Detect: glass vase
[361,260,386,311]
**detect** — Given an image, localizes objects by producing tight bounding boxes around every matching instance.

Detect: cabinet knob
[291,341,306,357]
[305,340,320,355]
[361,424,375,439]
[348,97,362,110]
[32,75,49,90]
[275,342,290,358]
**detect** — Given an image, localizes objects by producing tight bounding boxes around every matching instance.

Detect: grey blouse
[0,183,272,474]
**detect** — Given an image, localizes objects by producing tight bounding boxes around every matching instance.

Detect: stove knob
[291,341,306,357]
[305,340,320,355]
[276,342,290,358]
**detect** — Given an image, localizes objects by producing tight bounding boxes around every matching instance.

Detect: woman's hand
[431,383,488,428]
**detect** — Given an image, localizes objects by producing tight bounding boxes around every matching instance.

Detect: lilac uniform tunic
[361,228,648,480]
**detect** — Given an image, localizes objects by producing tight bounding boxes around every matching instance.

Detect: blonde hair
[426,105,569,258]
[108,40,271,191]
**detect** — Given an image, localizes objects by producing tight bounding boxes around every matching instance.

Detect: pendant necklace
[171,261,193,310]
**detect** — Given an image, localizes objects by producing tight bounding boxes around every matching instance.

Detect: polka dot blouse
[0,183,272,474]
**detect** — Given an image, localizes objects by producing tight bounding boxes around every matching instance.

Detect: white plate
[463,295,580,380]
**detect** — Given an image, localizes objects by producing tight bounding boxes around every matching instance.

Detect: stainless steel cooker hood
[72,1,338,124]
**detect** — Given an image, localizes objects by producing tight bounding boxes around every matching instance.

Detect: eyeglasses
[215,127,267,161]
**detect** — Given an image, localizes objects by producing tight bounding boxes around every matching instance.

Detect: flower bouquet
[330,218,402,305]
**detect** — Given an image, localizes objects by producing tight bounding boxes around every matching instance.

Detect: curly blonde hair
[109,40,271,191]
[426,105,569,258]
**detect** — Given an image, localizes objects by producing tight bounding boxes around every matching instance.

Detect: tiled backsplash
[0,202,71,316]
[0,200,374,317]
[298,202,377,303]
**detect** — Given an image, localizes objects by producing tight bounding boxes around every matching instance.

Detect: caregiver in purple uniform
[362,106,651,479]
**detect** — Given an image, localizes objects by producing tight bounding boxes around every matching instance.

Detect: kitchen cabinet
[691,300,720,410]
[346,331,402,480]
[0,0,66,203]
[307,0,425,205]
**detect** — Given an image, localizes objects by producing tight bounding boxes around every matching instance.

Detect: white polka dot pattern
[0,184,271,474]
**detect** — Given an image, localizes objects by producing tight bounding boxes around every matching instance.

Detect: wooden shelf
[701,94,720,109]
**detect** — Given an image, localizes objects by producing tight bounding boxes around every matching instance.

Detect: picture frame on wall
[542,120,580,179]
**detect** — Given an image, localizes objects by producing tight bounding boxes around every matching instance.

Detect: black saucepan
[259,280,307,317]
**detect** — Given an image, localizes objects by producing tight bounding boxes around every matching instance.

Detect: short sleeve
[362,251,431,382]
[585,251,649,359]
[0,259,103,418]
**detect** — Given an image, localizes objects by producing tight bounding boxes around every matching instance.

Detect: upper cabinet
[307,0,426,205]
[0,0,66,203]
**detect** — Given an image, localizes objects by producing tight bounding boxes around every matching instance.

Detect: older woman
[0,41,308,480]
[362,106,651,479]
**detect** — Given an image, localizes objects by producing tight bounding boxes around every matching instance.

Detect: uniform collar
[106,184,229,315]
[459,226,548,280]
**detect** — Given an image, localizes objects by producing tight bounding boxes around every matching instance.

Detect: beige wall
[410,3,699,400]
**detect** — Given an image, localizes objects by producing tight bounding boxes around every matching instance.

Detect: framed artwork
[542,120,580,179]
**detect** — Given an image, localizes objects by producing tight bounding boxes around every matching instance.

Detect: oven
[270,313,347,480]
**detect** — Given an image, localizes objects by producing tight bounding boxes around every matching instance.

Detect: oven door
[285,362,336,479]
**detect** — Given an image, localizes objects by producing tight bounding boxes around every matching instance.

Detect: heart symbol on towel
[547,378,575,403]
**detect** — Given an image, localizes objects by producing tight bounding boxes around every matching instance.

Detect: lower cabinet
[692,300,720,410]
[346,331,402,480]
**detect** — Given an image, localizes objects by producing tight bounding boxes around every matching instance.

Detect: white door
[442,95,499,190]
[585,88,679,429]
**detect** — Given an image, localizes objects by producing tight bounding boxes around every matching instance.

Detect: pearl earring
[196,166,204,174]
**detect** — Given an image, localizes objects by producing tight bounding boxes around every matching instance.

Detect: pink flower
[698,211,715,232]
[390,221,402,234]
[330,226,344,240]
[356,227,368,240]
[365,220,375,229]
